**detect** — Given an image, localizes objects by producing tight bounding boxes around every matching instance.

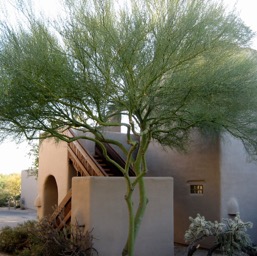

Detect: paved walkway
[0,208,37,255]
[0,207,37,229]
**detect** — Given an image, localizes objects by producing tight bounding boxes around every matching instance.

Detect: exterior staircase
[49,189,72,230]
[94,143,135,176]
[50,129,135,229]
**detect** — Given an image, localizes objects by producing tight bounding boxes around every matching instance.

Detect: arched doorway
[43,175,58,217]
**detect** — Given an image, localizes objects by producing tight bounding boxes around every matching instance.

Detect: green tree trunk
[122,134,149,256]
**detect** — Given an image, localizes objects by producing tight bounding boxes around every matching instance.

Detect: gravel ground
[174,243,224,256]
[0,207,37,229]
[0,207,37,256]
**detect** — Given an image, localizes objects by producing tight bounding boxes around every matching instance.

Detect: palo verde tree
[0,0,257,255]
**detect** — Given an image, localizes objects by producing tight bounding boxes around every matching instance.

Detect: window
[187,180,205,195]
[190,185,203,194]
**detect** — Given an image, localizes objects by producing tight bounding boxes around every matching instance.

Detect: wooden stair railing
[68,140,108,177]
[67,129,108,177]
[49,188,72,230]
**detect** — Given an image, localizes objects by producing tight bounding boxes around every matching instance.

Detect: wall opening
[187,180,205,195]
[43,175,58,217]
[190,185,204,194]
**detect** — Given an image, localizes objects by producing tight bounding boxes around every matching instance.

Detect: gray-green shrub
[185,213,257,255]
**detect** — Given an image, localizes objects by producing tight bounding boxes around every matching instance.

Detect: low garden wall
[71,176,174,256]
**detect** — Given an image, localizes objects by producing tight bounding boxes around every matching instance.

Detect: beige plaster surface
[72,176,174,256]
[37,138,70,218]
[21,170,38,210]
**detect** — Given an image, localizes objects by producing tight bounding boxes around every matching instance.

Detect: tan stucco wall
[71,177,174,256]
[21,170,38,210]
[37,138,70,218]
[220,134,257,243]
[146,132,221,244]
[37,130,222,245]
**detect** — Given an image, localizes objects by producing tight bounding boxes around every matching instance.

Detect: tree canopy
[0,0,256,255]
[0,0,256,153]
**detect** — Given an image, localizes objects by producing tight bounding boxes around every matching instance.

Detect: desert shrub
[25,218,97,256]
[0,219,97,256]
[185,213,257,256]
[0,221,35,254]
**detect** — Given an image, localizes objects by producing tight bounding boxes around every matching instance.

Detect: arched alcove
[43,175,58,217]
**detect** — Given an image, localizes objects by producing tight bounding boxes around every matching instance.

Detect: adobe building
[146,131,257,244]
[21,170,38,210]
[36,129,174,256]
[36,128,257,254]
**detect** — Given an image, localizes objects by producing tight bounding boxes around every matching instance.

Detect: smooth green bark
[122,134,150,256]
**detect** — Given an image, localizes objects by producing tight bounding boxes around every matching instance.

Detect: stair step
[99,164,108,167]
